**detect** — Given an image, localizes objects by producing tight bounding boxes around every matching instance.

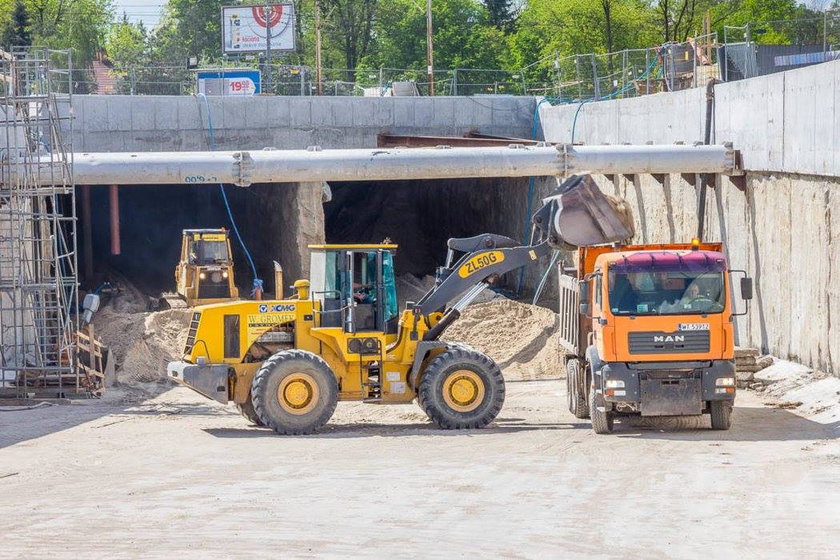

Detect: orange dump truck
[558,240,753,433]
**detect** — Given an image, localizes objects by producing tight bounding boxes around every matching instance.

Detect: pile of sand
[92,307,191,390]
[443,299,564,381]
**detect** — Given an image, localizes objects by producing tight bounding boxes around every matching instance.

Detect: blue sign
[197,69,261,96]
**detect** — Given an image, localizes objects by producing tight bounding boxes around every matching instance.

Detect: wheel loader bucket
[541,175,635,248]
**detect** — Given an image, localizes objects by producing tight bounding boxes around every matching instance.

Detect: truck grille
[628,331,710,354]
[184,312,201,354]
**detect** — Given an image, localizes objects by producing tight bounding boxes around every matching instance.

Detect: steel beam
[38,144,740,187]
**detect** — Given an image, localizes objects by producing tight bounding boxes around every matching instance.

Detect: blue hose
[197,94,263,296]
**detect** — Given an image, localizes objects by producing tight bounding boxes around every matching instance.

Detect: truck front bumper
[600,360,736,416]
[167,360,230,404]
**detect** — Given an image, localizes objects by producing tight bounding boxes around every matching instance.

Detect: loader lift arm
[417,175,636,341]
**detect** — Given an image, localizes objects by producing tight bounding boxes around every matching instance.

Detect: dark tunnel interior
[81,177,532,297]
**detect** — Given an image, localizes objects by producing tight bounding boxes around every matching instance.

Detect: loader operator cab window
[313,249,398,333]
[188,238,229,265]
[607,252,726,316]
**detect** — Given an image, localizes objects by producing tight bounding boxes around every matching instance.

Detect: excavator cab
[309,244,400,338]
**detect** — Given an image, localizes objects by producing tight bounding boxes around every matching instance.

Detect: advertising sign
[197,69,261,96]
[222,4,296,53]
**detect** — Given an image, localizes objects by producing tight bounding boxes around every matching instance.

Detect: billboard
[222,4,296,54]
[197,69,261,96]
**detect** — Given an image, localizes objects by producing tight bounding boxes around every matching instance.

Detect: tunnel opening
[79,176,543,304]
[324,177,534,291]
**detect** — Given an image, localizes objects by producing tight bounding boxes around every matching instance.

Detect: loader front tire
[419,346,505,430]
[252,350,338,435]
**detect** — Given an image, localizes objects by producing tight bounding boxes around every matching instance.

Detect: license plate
[679,323,709,331]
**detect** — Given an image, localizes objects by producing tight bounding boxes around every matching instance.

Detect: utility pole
[315,0,323,95]
[264,3,272,94]
[426,0,434,96]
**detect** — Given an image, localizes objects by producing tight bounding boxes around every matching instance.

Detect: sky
[112,0,167,28]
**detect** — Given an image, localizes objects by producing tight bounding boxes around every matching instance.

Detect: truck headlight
[222,271,229,279]
[199,272,207,280]
[605,379,625,389]
[715,377,735,387]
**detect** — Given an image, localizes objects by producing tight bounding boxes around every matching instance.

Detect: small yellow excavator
[158,228,239,309]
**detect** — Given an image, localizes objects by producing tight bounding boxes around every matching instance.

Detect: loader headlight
[605,379,625,389]
[199,272,207,280]
[222,271,229,279]
[715,377,735,387]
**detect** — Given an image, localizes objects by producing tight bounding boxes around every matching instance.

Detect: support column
[80,185,93,280]
[109,184,121,255]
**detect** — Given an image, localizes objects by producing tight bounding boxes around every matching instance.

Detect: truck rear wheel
[236,395,264,427]
[589,381,614,434]
[419,346,505,430]
[566,358,590,419]
[252,350,338,435]
[709,401,732,430]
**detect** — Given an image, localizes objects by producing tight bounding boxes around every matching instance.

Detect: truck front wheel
[709,401,732,430]
[589,381,614,434]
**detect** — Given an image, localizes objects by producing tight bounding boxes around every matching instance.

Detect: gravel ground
[1,378,838,559]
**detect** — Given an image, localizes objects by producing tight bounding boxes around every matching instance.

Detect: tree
[321,0,377,77]
[483,0,517,31]
[24,0,113,66]
[2,0,31,48]
[363,0,506,71]
[105,17,147,67]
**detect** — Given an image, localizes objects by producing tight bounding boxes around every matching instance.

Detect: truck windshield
[607,251,726,316]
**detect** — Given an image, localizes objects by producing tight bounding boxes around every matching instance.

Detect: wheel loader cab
[308,245,400,338]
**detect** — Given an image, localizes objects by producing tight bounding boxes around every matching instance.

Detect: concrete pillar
[247,181,327,295]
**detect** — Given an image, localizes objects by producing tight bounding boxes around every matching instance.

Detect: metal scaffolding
[0,47,80,398]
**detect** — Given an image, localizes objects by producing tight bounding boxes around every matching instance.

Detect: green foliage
[23,0,113,66]
[362,0,506,71]
[105,19,147,67]
[2,0,32,48]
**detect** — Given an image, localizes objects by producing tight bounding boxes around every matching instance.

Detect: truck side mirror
[578,280,590,316]
[578,280,590,302]
[740,277,753,300]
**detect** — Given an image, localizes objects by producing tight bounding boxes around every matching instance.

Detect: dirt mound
[92,307,191,391]
[443,299,564,381]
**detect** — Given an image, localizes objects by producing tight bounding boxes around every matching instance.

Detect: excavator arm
[417,174,635,341]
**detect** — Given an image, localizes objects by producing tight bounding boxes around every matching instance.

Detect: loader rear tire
[566,358,590,419]
[709,401,732,430]
[252,350,338,435]
[419,346,504,430]
[236,396,264,427]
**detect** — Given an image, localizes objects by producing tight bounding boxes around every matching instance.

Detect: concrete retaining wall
[539,59,840,177]
[68,95,535,152]
[539,61,840,376]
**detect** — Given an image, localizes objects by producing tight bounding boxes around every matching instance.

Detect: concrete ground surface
[1,380,838,559]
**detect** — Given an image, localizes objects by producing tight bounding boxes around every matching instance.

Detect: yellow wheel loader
[158,228,240,309]
[167,176,636,434]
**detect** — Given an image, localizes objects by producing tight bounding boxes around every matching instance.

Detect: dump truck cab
[173,228,239,307]
[561,240,753,433]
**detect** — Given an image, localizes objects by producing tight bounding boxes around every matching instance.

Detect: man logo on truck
[654,335,685,342]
